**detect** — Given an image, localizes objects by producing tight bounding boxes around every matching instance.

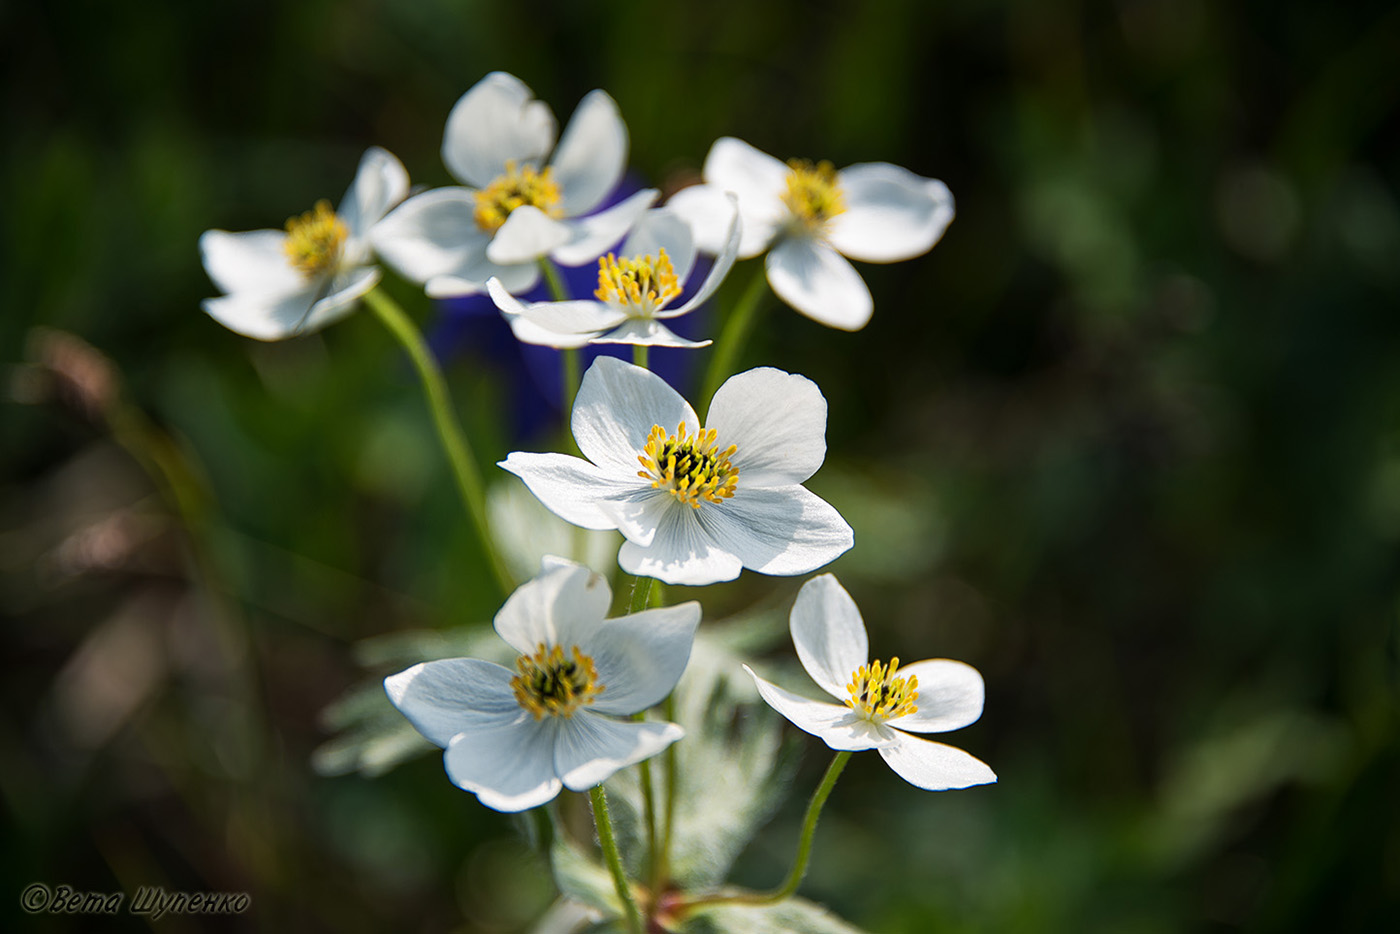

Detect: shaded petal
[766,237,873,331]
[877,733,997,791]
[499,451,644,532]
[200,229,302,296]
[503,311,597,349]
[827,165,954,263]
[743,666,890,751]
[667,193,741,316]
[620,207,697,283]
[428,256,539,298]
[445,716,562,811]
[667,184,745,255]
[340,147,410,240]
[619,503,743,585]
[493,560,613,655]
[571,356,698,474]
[384,658,521,748]
[202,284,318,341]
[697,485,853,577]
[371,188,490,284]
[597,488,671,548]
[549,89,628,216]
[487,206,572,265]
[705,367,827,486]
[703,137,789,256]
[303,266,380,332]
[488,279,627,336]
[551,189,659,266]
[443,72,556,188]
[887,659,985,734]
[591,318,711,348]
[581,602,702,715]
[554,713,682,791]
[788,574,868,700]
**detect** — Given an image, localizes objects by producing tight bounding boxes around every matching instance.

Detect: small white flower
[199,147,408,340]
[745,574,996,791]
[485,200,741,349]
[385,558,699,812]
[372,72,657,299]
[669,137,955,331]
[500,356,853,586]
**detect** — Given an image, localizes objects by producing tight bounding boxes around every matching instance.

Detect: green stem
[363,286,513,596]
[633,343,649,369]
[628,574,659,614]
[540,256,570,301]
[701,261,770,404]
[636,730,662,901]
[659,692,678,892]
[540,258,584,429]
[590,784,644,934]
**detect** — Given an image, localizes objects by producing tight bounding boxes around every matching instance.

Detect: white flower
[669,137,955,331]
[372,72,657,299]
[385,558,699,812]
[500,356,853,586]
[745,574,996,791]
[485,200,741,349]
[199,147,408,340]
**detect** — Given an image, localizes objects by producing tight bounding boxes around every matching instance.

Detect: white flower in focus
[199,147,409,340]
[385,558,699,812]
[745,574,995,791]
[486,200,741,349]
[372,72,657,299]
[500,357,853,586]
[669,137,955,331]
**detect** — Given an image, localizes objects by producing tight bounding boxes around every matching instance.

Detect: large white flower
[669,137,955,331]
[199,147,408,340]
[485,200,741,349]
[500,356,853,586]
[385,558,699,812]
[372,72,656,299]
[745,574,996,791]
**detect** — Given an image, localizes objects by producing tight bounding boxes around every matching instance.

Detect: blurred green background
[4,0,1399,930]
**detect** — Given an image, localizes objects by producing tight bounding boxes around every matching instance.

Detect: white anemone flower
[745,574,996,791]
[199,147,408,340]
[372,72,657,299]
[500,356,853,586]
[485,199,741,349]
[669,136,955,331]
[385,558,699,812]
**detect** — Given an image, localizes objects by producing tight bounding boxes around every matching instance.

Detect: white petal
[493,560,613,656]
[703,137,789,256]
[667,193,741,316]
[303,266,380,332]
[340,147,410,239]
[597,488,671,548]
[444,716,563,811]
[697,485,853,577]
[743,666,890,751]
[486,206,571,265]
[551,189,659,267]
[371,188,490,284]
[667,184,744,256]
[498,451,642,532]
[618,504,743,586]
[877,733,997,791]
[200,229,302,296]
[384,658,521,748]
[571,356,698,474]
[549,89,628,217]
[554,713,682,791]
[705,367,827,486]
[503,311,597,349]
[429,258,539,298]
[443,72,556,188]
[579,602,702,715]
[788,574,869,700]
[590,318,711,348]
[489,278,627,336]
[827,165,954,263]
[620,207,697,283]
[202,285,318,341]
[887,659,985,734]
[765,237,873,331]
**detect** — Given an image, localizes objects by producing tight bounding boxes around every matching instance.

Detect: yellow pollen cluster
[283,200,348,279]
[782,159,846,232]
[595,249,682,316]
[510,642,604,719]
[474,161,564,232]
[845,657,919,722]
[637,421,739,509]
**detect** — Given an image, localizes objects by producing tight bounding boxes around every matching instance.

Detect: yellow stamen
[636,420,739,509]
[283,199,347,279]
[845,657,918,722]
[510,643,604,720]
[782,159,845,233]
[595,250,683,317]
[474,161,564,233]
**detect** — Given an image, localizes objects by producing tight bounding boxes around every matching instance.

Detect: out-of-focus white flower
[745,574,995,790]
[669,137,954,331]
[486,200,741,349]
[199,148,408,340]
[385,558,698,812]
[500,357,853,586]
[372,72,656,298]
